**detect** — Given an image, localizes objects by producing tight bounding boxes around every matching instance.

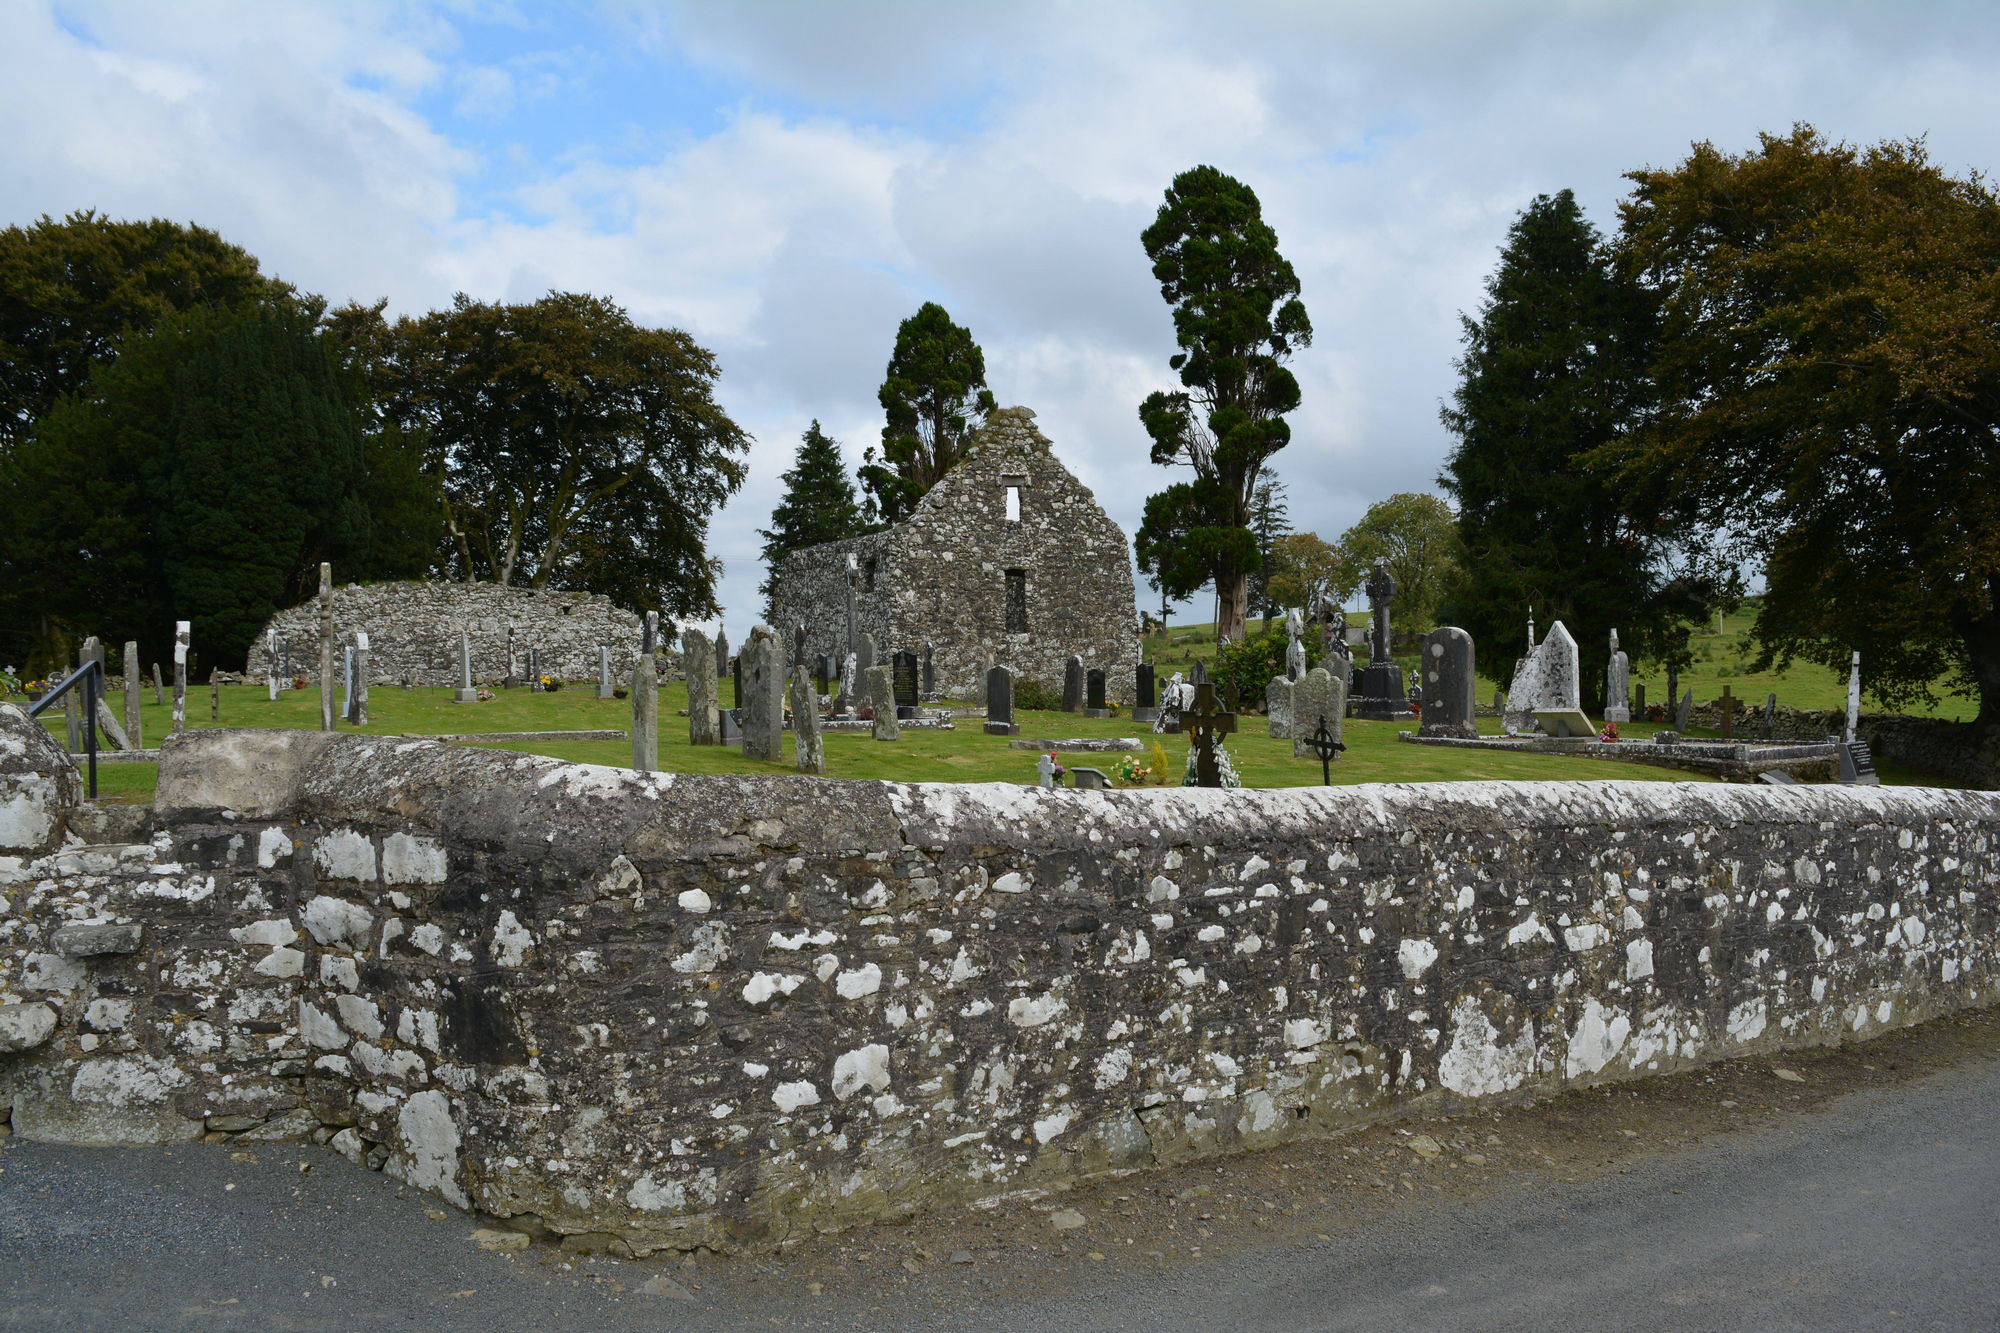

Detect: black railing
[25,658,103,798]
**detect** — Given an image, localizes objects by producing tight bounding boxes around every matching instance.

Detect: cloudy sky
[6,0,1998,638]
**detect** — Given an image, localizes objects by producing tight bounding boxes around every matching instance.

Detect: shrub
[1211,624,1317,710]
[1013,676,1063,711]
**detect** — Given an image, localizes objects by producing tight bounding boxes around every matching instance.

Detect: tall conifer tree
[859,304,995,523]
[760,420,867,619]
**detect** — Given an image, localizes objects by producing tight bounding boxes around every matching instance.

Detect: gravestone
[1037,753,1061,790]
[1085,668,1110,718]
[1840,738,1880,786]
[172,621,190,734]
[839,652,859,714]
[210,670,219,723]
[740,627,786,762]
[339,645,354,720]
[921,645,936,699]
[1285,607,1306,682]
[1133,663,1158,724]
[984,665,1019,736]
[1418,626,1477,739]
[683,628,718,746]
[1184,681,1238,788]
[1674,688,1694,733]
[1155,671,1188,734]
[1353,559,1412,720]
[348,632,371,726]
[815,653,836,697]
[152,662,165,706]
[597,645,614,700]
[631,612,660,771]
[1071,767,1110,790]
[316,563,334,732]
[1763,692,1778,737]
[1292,667,1347,760]
[1062,656,1085,713]
[791,666,824,774]
[122,642,143,750]
[715,629,729,681]
[892,650,920,718]
[1844,651,1862,742]
[1718,684,1738,741]
[1266,676,1295,740]
[858,633,877,674]
[1317,601,1348,668]
[506,627,517,680]
[265,628,280,702]
[731,651,743,714]
[792,623,808,668]
[1604,628,1631,723]
[454,630,479,703]
[719,708,742,745]
[1633,682,1647,720]
[865,664,899,741]
[1526,621,1593,738]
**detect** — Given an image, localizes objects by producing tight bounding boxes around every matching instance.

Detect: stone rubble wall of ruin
[4,712,1996,1253]
[769,531,896,672]
[243,581,680,687]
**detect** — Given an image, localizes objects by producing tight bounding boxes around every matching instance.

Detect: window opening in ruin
[1005,569,1028,632]
[1004,485,1021,522]
[864,557,878,592]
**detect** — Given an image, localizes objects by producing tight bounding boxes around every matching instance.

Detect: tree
[1135,165,1312,643]
[1339,493,1462,637]
[1605,126,2000,721]
[340,292,750,619]
[1440,190,1722,704]
[858,303,996,524]
[759,420,868,619]
[1264,531,1348,615]
[0,300,372,668]
[0,211,284,452]
[1245,469,1292,620]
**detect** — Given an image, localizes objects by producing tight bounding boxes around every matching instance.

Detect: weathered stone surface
[865,665,899,741]
[0,1002,58,1052]
[683,628,718,746]
[791,667,824,775]
[153,726,339,819]
[1292,667,1346,759]
[772,408,1140,701]
[245,581,677,687]
[1418,626,1477,740]
[1604,628,1631,724]
[51,922,143,958]
[1266,677,1295,740]
[0,703,81,855]
[740,628,786,763]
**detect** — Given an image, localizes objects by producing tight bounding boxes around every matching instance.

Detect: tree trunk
[1214,570,1250,645]
[1952,583,2000,727]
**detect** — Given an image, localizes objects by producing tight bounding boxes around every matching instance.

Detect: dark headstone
[1084,668,1108,717]
[892,650,919,717]
[1417,626,1477,739]
[1840,739,1880,786]
[1136,663,1156,708]
[1674,688,1694,733]
[715,629,729,679]
[732,651,743,711]
[792,623,808,668]
[922,645,936,698]
[1071,767,1110,790]
[718,707,742,745]
[984,665,1018,736]
[1634,682,1648,718]
[815,654,836,696]
[1061,656,1085,713]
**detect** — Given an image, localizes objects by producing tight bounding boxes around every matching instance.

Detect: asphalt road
[4,1044,1996,1332]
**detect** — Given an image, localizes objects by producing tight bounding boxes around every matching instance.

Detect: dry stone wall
[1684,702,2000,790]
[3,709,1996,1254]
[244,581,676,688]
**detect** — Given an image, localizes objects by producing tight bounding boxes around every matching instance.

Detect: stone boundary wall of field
[243,581,680,688]
[1681,700,1999,789]
[3,706,1996,1253]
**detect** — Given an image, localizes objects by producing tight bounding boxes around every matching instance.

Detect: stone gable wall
[4,714,1996,1253]
[243,582,676,688]
[773,408,1140,699]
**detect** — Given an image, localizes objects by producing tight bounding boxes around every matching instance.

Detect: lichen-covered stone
[0,703,81,855]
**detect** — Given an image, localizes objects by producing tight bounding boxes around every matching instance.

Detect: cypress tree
[760,420,868,619]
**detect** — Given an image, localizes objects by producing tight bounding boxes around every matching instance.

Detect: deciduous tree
[859,303,995,524]
[1339,493,1462,637]
[1263,531,1347,617]
[1605,126,2000,721]
[1135,165,1311,643]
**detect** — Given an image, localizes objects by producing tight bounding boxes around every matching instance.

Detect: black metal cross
[1185,681,1237,788]
[1308,713,1345,785]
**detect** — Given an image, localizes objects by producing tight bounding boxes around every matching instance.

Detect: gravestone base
[984,720,1021,736]
[1351,697,1416,722]
[897,705,917,721]
[1131,706,1159,723]
[596,684,616,701]
[1604,705,1631,723]
[452,688,480,704]
[1352,662,1411,721]
[1417,719,1478,740]
[1084,708,1112,719]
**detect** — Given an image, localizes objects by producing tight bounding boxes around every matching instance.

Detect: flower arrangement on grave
[1181,740,1243,788]
[1112,753,1150,785]
[1149,740,1172,785]
[1,666,23,698]
[539,674,560,692]
[476,688,494,702]
[1042,752,1066,784]
[292,674,310,690]
[1598,721,1621,743]
[1646,704,1666,723]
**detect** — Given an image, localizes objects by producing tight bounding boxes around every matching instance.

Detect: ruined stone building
[771,406,1140,699]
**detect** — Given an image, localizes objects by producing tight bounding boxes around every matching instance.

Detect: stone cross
[839,651,858,714]
[1184,681,1238,788]
[1037,752,1060,790]
[1365,559,1397,663]
[683,628,718,745]
[1285,606,1306,681]
[1845,651,1861,742]
[631,611,659,771]
[791,665,824,774]
[597,644,614,699]
[317,562,335,732]
[1604,628,1631,724]
[1307,712,1345,785]
[453,628,478,703]
[122,641,142,750]
[172,620,190,734]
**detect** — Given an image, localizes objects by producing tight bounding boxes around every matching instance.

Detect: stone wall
[4,710,1996,1254]
[774,408,1142,699]
[243,581,677,688]
[1683,701,1999,789]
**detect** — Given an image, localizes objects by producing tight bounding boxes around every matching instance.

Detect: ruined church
[771,406,1140,699]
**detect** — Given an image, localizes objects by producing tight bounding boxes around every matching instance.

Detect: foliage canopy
[759,420,868,619]
[859,303,995,525]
